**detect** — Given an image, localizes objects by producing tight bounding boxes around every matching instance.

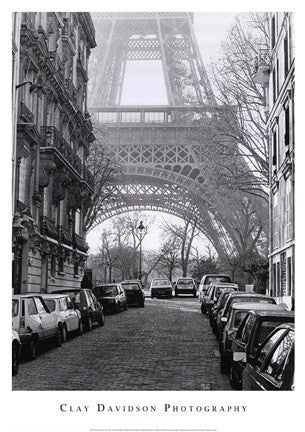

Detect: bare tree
[209,13,270,201]
[84,123,121,232]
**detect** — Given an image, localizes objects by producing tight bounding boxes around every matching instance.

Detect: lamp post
[137,220,145,282]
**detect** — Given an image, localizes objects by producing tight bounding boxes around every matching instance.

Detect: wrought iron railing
[19,102,35,123]
[41,126,82,175]
[41,216,58,239]
[73,232,89,252]
[58,224,73,245]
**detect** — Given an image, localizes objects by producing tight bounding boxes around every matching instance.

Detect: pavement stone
[12,296,232,391]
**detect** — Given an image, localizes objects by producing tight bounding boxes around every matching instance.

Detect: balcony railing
[58,225,73,245]
[19,102,35,123]
[41,126,82,175]
[73,232,89,252]
[64,78,77,104]
[41,216,58,240]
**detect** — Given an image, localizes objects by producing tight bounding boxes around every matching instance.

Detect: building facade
[12,12,96,294]
[254,12,295,309]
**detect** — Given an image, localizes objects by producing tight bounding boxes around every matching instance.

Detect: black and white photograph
[5,0,302,431]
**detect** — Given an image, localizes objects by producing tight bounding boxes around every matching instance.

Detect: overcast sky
[87,13,240,254]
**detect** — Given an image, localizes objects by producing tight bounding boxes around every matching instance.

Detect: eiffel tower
[88,12,241,258]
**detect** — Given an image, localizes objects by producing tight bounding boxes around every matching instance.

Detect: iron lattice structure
[88,12,257,258]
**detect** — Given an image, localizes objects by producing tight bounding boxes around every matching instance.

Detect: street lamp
[137,220,145,282]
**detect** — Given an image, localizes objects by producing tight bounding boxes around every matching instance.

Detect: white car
[12,294,63,359]
[42,294,83,342]
[198,274,232,301]
[150,278,173,299]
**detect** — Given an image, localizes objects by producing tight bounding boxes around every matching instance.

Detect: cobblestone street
[13,296,232,391]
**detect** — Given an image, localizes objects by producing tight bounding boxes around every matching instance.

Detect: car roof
[211,283,238,287]
[95,284,119,287]
[247,309,294,318]
[41,294,71,299]
[177,277,194,280]
[121,280,141,284]
[231,302,281,311]
[228,292,273,299]
[12,293,44,298]
[203,274,230,278]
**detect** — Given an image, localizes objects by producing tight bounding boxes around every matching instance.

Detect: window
[59,297,67,312]
[256,329,286,368]
[265,331,294,379]
[280,252,287,296]
[58,257,64,273]
[276,262,280,297]
[284,104,290,147]
[241,315,256,343]
[12,300,19,317]
[256,321,284,348]
[74,261,79,276]
[44,299,56,312]
[284,34,289,76]
[27,298,38,315]
[272,129,277,167]
[50,255,56,278]
[287,257,292,296]
[271,15,276,49]
[34,297,47,314]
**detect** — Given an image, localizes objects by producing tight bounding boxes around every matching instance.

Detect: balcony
[58,225,73,246]
[19,102,34,123]
[49,52,64,81]
[64,79,77,105]
[73,232,89,252]
[41,126,82,176]
[253,49,270,86]
[41,216,58,240]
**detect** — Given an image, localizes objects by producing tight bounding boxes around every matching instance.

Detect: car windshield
[206,276,231,285]
[153,280,170,286]
[225,296,275,317]
[95,286,118,296]
[233,311,248,328]
[12,300,18,317]
[122,283,140,291]
[44,299,56,312]
[177,279,193,285]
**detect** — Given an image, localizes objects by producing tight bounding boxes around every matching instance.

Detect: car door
[24,297,43,337]
[242,328,288,390]
[66,297,79,330]
[34,296,56,338]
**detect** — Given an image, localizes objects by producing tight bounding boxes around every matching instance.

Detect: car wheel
[26,339,38,360]
[193,291,197,298]
[200,303,206,314]
[140,301,145,307]
[12,344,19,376]
[78,320,83,335]
[151,294,154,299]
[98,313,105,326]
[61,324,67,343]
[175,290,178,297]
[86,317,92,332]
[229,365,241,389]
[55,327,62,347]
[124,302,128,311]
[220,354,229,374]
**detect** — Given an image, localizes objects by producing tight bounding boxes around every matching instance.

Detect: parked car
[230,308,294,389]
[200,284,214,314]
[52,288,105,331]
[121,280,145,307]
[150,278,173,298]
[210,288,239,335]
[12,330,21,376]
[93,284,128,313]
[242,323,294,390]
[217,293,276,341]
[12,294,62,359]
[174,278,197,297]
[198,274,232,301]
[42,294,83,342]
[220,302,282,374]
[206,283,239,318]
